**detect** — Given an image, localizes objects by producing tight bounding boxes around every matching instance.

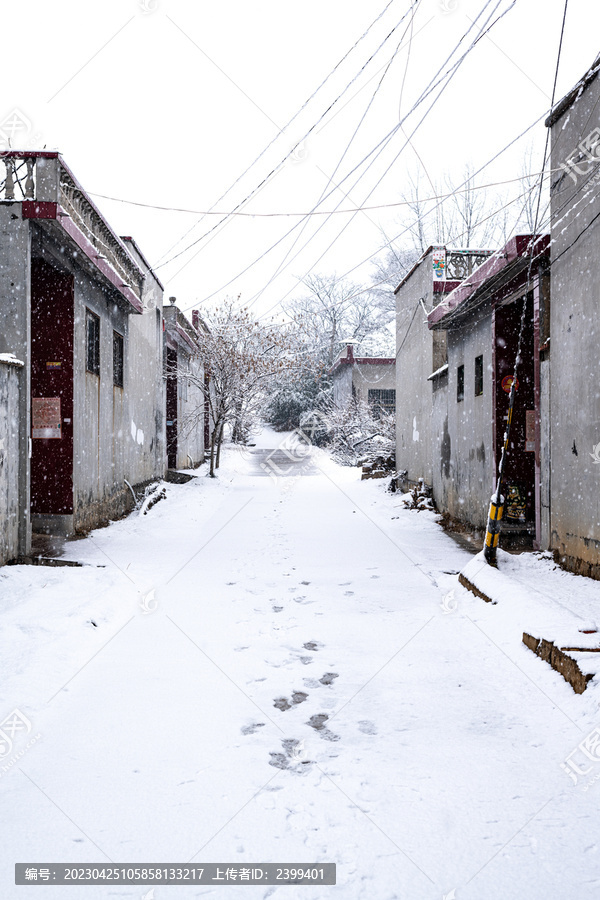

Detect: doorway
[493,292,536,533]
[30,258,75,519]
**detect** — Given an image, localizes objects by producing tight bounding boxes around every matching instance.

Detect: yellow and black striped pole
[484,493,504,564]
[484,382,516,565]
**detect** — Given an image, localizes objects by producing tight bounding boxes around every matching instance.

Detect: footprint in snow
[358,720,377,735]
[344,591,354,597]
[319,672,338,686]
[268,752,289,770]
[300,581,311,585]
[303,641,322,651]
[291,691,308,705]
[272,606,283,613]
[299,656,313,665]
[307,713,340,742]
[274,692,308,711]
[241,723,265,735]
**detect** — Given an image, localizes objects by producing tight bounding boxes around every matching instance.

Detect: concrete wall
[124,242,166,485]
[73,272,130,533]
[352,363,395,402]
[395,251,439,486]
[437,308,493,530]
[332,364,353,408]
[0,359,23,563]
[175,349,205,469]
[28,225,165,535]
[0,206,31,557]
[548,72,600,577]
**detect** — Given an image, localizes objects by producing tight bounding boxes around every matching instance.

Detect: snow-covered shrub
[318,398,395,466]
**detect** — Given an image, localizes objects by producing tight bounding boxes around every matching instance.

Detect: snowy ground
[1,427,600,899]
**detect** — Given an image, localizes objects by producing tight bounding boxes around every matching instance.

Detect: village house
[330,342,395,416]
[163,299,207,470]
[394,245,492,493]
[427,235,550,542]
[0,151,167,562]
[544,52,600,578]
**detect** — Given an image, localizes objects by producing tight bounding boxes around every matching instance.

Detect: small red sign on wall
[501,375,519,394]
[32,397,61,439]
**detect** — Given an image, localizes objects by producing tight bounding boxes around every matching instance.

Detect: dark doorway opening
[493,293,536,530]
[30,258,75,517]
[166,346,178,469]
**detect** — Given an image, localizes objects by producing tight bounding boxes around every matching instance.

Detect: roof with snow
[545,52,600,127]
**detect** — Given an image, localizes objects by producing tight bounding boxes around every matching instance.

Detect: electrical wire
[251,0,517,316]
[155,1,419,275]
[154,0,400,267]
[251,0,520,320]
[191,0,512,313]
[247,0,422,310]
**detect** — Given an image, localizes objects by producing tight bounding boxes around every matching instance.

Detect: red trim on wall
[22,201,58,219]
[433,280,461,294]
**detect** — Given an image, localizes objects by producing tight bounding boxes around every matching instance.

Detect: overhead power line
[87,171,560,219]
[188,0,515,313]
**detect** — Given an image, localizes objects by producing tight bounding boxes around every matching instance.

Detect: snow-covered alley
[1,433,600,899]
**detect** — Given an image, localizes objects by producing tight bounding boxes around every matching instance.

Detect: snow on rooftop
[0,352,24,366]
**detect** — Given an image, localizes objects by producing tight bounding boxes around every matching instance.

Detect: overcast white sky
[3,0,599,319]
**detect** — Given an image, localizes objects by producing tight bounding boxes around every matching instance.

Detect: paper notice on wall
[432,247,446,280]
[32,397,61,439]
[525,409,535,452]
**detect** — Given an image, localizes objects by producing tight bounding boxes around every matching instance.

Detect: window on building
[474,355,483,396]
[86,309,100,376]
[113,331,124,388]
[457,364,464,402]
[368,388,396,417]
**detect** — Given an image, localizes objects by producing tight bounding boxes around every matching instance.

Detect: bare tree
[286,273,392,370]
[180,300,298,476]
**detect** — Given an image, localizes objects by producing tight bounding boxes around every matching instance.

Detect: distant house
[544,52,600,578]
[330,342,395,416]
[163,300,207,470]
[427,236,550,539]
[394,245,492,493]
[0,151,166,559]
